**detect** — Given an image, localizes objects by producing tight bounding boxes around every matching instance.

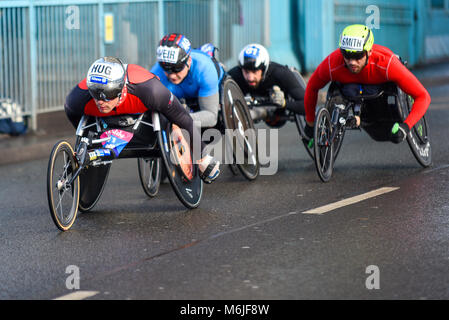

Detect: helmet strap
[363,51,369,68]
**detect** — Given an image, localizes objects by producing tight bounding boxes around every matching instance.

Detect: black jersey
[64,64,205,152]
[228,62,305,115]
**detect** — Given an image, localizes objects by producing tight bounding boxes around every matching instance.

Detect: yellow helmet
[339,24,374,59]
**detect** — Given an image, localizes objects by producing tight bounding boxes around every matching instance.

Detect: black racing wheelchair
[47,111,203,231]
[175,74,259,182]
[313,81,432,182]
[244,67,314,160]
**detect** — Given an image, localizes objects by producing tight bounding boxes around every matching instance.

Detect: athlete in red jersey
[304,24,431,144]
[64,57,220,183]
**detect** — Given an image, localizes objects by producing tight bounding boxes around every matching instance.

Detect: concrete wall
[296,0,449,72]
[425,1,449,61]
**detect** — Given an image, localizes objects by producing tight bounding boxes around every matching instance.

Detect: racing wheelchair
[245,67,313,160]
[134,74,258,203]
[47,111,203,231]
[313,81,432,182]
[179,74,259,182]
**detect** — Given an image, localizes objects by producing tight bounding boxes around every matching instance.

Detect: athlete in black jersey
[64,57,220,183]
[228,44,305,117]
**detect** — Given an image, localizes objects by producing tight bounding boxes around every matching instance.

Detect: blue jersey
[151,49,224,100]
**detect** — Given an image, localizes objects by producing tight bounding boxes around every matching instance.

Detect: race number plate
[100,129,134,156]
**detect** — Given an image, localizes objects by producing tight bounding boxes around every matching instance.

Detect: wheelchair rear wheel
[313,108,334,182]
[294,113,314,160]
[290,67,314,160]
[158,122,203,209]
[47,140,80,231]
[399,90,432,167]
[222,77,259,180]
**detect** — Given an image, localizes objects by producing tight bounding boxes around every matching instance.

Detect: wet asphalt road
[0,84,448,301]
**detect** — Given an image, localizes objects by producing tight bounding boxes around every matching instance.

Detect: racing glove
[304,123,314,148]
[391,122,409,144]
[270,86,286,108]
[179,98,191,113]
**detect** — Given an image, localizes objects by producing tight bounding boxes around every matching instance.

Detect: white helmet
[238,43,270,78]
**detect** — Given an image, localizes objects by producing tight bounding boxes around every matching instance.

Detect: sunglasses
[88,88,120,102]
[341,49,366,61]
[161,62,186,74]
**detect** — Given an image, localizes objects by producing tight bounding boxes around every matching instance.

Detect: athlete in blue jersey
[151,33,224,128]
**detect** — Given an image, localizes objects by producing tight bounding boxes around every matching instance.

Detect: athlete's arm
[64,79,92,128]
[272,66,305,115]
[191,93,220,127]
[191,63,221,128]
[387,57,431,129]
[133,78,206,153]
[304,57,332,124]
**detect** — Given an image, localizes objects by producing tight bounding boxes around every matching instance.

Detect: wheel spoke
[232,104,256,164]
[147,160,155,188]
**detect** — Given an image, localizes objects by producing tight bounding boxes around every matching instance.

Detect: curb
[0,133,75,166]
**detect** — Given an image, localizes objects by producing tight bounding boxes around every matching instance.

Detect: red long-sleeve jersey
[304,44,431,129]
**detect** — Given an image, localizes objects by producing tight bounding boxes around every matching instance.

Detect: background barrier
[1,0,448,130]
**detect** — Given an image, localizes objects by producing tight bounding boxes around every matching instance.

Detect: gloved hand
[198,154,220,184]
[270,85,286,108]
[391,122,409,144]
[304,123,314,140]
[179,98,191,113]
[304,123,314,148]
[181,103,191,113]
[75,140,90,166]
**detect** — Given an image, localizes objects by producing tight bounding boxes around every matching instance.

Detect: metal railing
[0,0,269,130]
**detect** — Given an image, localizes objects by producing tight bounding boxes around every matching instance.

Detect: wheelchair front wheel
[324,95,346,162]
[47,140,80,231]
[313,108,334,182]
[137,157,162,197]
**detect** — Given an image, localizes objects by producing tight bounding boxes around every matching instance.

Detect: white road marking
[53,291,99,300]
[302,187,399,215]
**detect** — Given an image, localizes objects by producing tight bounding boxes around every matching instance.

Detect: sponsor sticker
[157,46,180,64]
[178,36,191,54]
[89,76,108,84]
[95,149,111,157]
[340,36,364,51]
[100,129,133,156]
[244,45,260,59]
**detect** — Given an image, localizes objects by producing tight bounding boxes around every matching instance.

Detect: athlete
[64,56,220,183]
[228,43,305,122]
[304,24,431,143]
[150,33,224,128]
